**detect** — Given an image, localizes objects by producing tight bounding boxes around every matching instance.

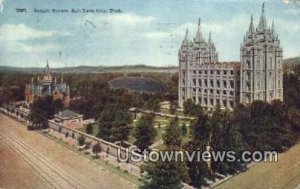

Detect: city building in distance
[25,62,70,107]
[178,3,283,110]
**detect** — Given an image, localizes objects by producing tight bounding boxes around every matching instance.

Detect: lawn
[78,115,192,150]
[160,107,185,116]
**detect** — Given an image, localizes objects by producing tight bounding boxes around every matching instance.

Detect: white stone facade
[178,3,283,110]
[240,3,283,104]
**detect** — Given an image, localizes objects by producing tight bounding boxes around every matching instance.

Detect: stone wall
[0,105,141,176]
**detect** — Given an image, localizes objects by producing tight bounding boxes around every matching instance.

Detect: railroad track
[0,127,85,189]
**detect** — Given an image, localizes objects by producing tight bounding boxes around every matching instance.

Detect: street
[0,113,137,189]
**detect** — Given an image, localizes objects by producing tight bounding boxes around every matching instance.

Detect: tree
[77,135,85,146]
[185,140,211,188]
[115,110,132,123]
[97,109,132,143]
[97,110,114,141]
[86,123,94,134]
[97,122,112,141]
[185,113,212,188]
[134,115,156,151]
[163,118,181,147]
[183,99,203,116]
[111,121,132,145]
[27,96,64,129]
[169,101,177,114]
[210,106,227,175]
[163,118,189,183]
[183,99,194,116]
[145,99,161,112]
[222,123,245,174]
[28,98,49,129]
[210,107,245,175]
[181,122,187,136]
[250,101,294,152]
[141,158,182,189]
[92,142,102,157]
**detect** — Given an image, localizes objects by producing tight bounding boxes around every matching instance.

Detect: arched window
[223,100,227,107]
[246,60,251,69]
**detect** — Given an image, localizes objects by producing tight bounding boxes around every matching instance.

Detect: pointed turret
[183,28,189,45]
[248,15,254,33]
[208,31,212,44]
[271,20,275,33]
[257,2,267,31]
[45,60,51,74]
[195,18,202,43]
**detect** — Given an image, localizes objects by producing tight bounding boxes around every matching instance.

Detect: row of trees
[68,73,175,119]
[141,99,298,188]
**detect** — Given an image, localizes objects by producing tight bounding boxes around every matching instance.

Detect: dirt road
[0,113,137,189]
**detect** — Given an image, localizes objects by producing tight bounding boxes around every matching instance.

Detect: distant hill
[109,76,167,93]
[283,57,300,65]
[0,64,177,74]
[1,57,299,74]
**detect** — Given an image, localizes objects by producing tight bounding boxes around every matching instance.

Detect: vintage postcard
[0,0,300,189]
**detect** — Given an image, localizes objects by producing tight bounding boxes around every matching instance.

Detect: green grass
[155,144,166,150]
[128,115,191,146]
[159,107,185,117]
[159,108,170,114]
[128,125,136,144]
[155,126,165,142]
[77,115,191,151]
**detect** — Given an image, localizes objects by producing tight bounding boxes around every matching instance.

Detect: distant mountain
[109,76,167,93]
[1,57,299,74]
[283,57,300,65]
[0,64,177,74]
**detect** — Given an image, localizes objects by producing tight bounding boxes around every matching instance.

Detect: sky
[0,0,299,68]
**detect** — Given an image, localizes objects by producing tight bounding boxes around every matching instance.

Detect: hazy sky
[0,0,299,68]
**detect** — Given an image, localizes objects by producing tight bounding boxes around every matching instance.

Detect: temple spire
[258,2,267,31]
[248,15,254,33]
[183,28,189,45]
[195,18,202,43]
[208,31,212,44]
[271,20,275,33]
